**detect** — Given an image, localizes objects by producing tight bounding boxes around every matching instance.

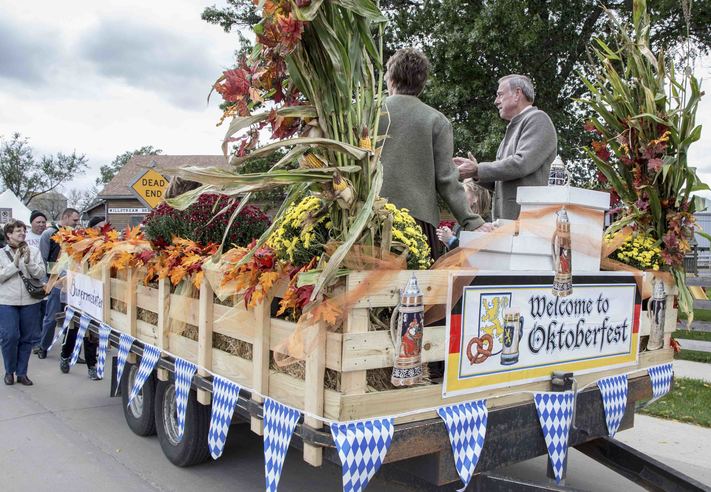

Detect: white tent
[0,189,32,224]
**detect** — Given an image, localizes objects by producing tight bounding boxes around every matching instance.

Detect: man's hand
[436,226,455,244]
[453,152,479,180]
[476,222,496,232]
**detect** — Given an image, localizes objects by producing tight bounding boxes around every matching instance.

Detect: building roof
[98,155,228,199]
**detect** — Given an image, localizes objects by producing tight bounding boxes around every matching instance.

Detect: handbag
[4,249,47,299]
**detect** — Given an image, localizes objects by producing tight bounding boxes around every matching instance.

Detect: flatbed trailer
[57,263,708,491]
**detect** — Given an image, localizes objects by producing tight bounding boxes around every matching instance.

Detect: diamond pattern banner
[534,391,575,484]
[597,374,628,438]
[331,418,394,492]
[174,357,197,441]
[264,397,301,492]
[47,306,75,352]
[127,344,161,406]
[115,333,135,385]
[648,363,673,401]
[208,375,241,460]
[437,400,488,491]
[69,313,92,366]
[96,323,111,380]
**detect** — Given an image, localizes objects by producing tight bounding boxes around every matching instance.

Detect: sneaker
[37,349,47,359]
[32,346,40,355]
[87,367,100,380]
[59,357,70,374]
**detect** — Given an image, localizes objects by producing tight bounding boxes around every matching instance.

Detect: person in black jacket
[36,208,80,359]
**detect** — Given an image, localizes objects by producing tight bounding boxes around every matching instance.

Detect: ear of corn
[299,151,327,169]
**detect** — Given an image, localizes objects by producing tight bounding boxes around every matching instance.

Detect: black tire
[120,360,157,436]
[155,379,211,467]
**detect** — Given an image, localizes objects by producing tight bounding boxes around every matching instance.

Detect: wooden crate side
[197,281,214,405]
[347,270,456,308]
[168,334,253,388]
[341,325,446,371]
[156,278,171,380]
[303,321,327,466]
[251,293,273,435]
[337,349,674,424]
[340,308,369,396]
[110,278,126,301]
[136,284,159,313]
[271,318,342,371]
[268,371,341,420]
[169,294,199,326]
[213,303,255,343]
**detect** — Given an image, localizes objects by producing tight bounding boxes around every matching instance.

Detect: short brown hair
[3,219,27,240]
[61,208,80,219]
[386,48,430,96]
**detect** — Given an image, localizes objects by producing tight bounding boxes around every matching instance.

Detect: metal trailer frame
[63,313,708,491]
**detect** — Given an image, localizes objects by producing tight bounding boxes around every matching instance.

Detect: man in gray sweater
[455,74,557,220]
[379,48,492,260]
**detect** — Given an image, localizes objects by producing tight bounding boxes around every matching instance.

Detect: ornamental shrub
[143,194,270,249]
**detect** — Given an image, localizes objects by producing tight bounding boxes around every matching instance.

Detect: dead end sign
[130,168,169,209]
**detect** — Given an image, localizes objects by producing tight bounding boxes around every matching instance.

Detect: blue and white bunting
[126,344,161,406]
[597,374,628,438]
[330,418,394,492]
[96,323,111,380]
[648,363,673,401]
[70,313,92,366]
[264,397,301,492]
[174,357,197,441]
[437,400,488,491]
[208,375,241,459]
[115,333,135,385]
[534,391,574,484]
[47,306,75,352]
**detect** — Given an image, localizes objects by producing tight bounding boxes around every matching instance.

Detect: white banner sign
[67,271,105,322]
[444,273,640,397]
[108,207,148,214]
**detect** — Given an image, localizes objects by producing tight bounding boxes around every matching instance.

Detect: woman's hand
[437,226,455,244]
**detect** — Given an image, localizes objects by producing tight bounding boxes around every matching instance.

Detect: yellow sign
[129,168,169,209]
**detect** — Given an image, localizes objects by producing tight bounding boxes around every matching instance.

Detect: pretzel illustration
[466,334,493,365]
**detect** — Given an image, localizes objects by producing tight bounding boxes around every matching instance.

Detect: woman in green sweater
[379,48,492,261]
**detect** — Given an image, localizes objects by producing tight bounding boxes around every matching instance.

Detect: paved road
[2,350,710,491]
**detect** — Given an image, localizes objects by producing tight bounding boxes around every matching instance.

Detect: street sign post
[129,166,169,209]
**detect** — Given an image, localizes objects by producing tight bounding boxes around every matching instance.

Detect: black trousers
[60,327,98,368]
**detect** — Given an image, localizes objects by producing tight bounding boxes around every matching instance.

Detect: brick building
[96,155,226,230]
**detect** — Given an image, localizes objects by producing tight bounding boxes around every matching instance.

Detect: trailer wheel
[120,361,157,436]
[155,379,211,467]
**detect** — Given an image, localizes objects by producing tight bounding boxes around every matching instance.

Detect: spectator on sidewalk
[27,211,48,357]
[1,219,46,386]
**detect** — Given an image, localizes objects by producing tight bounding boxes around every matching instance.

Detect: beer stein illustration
[548,155,570,186]
[501,309,524,365]
[390,273,424,386]
[551,206,573,297]
[646,277,667,351]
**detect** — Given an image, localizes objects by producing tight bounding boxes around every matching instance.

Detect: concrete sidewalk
[674,359,711,383]
[677,338,711,353]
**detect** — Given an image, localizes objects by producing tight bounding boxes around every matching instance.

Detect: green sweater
[378,95,484,230]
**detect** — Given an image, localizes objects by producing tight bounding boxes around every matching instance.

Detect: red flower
[648,158,663,173]
[214,68,250,103]
[591,140,611,162]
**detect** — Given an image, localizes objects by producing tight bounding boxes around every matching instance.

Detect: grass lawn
[678,308,711,322]
[673,329,711,342]
[639,377,711,428]
[675,350,711,364]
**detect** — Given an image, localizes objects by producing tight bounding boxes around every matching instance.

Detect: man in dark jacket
[455,74,557,220]
[379,48,492,261]
[36,208,79,359]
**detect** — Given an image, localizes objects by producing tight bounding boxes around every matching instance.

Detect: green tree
[202,0,709,186]
[0,132,88,204]
[97,146,163,186]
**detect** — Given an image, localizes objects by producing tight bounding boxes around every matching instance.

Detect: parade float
[54,0,705,489]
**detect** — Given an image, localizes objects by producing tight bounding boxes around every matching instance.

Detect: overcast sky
[0,1,709,198]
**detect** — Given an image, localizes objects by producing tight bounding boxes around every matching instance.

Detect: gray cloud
[0,17,60,83]
[78,18,223,109]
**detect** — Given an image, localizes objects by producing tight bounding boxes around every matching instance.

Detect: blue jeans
[40,287,63,351]
[0,303,42,376]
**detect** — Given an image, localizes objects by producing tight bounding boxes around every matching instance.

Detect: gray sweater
[379,95,484,230]
[477,107,557,220]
